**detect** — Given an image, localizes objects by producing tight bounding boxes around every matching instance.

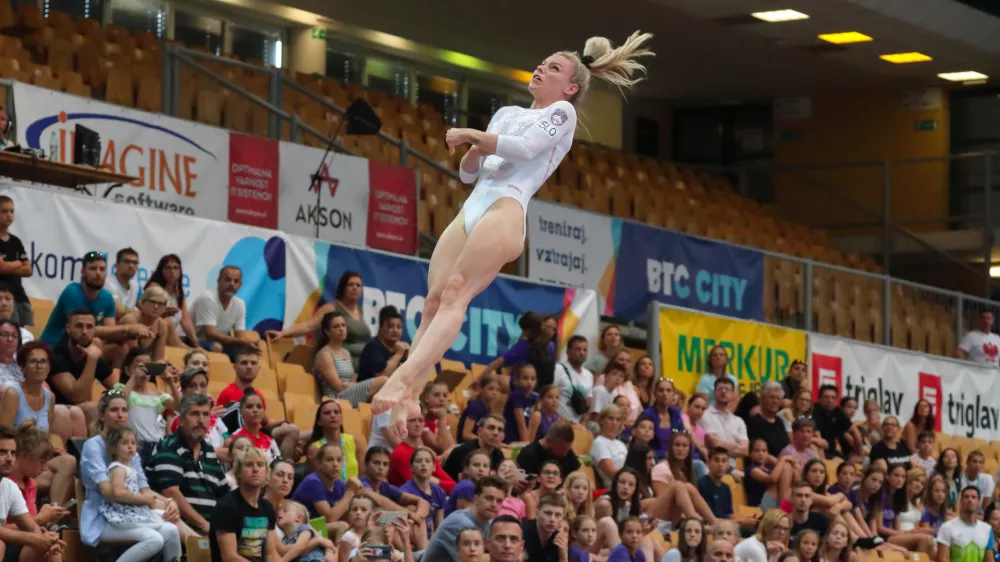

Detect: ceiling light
[751,9,809,22]
[991,266,1000,278]
[880,52,932,64]
[938,71,989,82]
[818,32,873,44]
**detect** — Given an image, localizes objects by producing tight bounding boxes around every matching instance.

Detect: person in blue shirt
[694,345,738,404]
[697,447,734,520]
[40,252,152,365]
[607,517,645,562]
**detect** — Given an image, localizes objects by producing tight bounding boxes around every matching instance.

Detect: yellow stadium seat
[722,474,746,508]
[336,400,364,437]
[186,535,212,562]
[282,364,317,400]
[28,298,53,336]
[358,402,372,437]
[572,425,593,456]
[254,368,278,393]
[285,393,318,427]
[286,344,313,371]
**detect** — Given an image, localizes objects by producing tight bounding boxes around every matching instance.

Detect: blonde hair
[756,509,791,546]
[598,404,622,422]
[282,500,309,523]
[564,471,595,519]
[141,285,168,304]
[906,468,927,509]
[233,446,270,484]
[557,31,654,104]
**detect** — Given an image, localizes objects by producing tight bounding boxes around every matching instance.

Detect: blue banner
[312,241,568,367]
[612,222,764,321]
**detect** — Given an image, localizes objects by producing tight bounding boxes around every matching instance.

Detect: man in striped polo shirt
[150,393,229,536]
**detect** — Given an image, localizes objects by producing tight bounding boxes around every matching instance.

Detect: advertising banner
[283,237,598,367]
[6,184,289,334]
[658,305,805,396]
[365,160,418,255]
[12,82,229,219]
[227,133,279,229]
[618,222,764,322]
[526,201,619,305]
[276,141,372,247]
[809,334,1000,440]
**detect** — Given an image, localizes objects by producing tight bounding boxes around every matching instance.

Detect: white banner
[527,200,617,293]
[5,183,294,333]
[12,83,229,219]
[277,141,370,247]
[809,334,1000,440]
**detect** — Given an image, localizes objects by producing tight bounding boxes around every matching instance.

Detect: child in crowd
[497,459,527,519]
[746,438,796,512]
[898,468,928,532]
[565,471,595,519]
[458,374,501,442]
[960,450,995,508]
[628,415,655,452]
[933,448,961,509]
[503,365,538,443]
[792,529,819,562]
[226,391,281,461]
[444,449,491,516]
[827,461,856,495]
[340,495,377,556]
[276,500,334,562]
[607,517,644,562]
[224,435,254,489]
[910,431,937,475]
[527,385,561,442]
[591,365,626,420]
[697,447,734,521]
[400,446,446,538]
[569,514,598,562]
[100,426,182,562]
[919,474,947,532]
[120,349,179,465]
[613,395,634,441]
[420,381,454,455]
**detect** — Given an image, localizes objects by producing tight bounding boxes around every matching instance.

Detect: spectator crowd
[0,193,996,562]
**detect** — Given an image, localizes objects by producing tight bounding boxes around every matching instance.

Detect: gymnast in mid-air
[373,31,656,436]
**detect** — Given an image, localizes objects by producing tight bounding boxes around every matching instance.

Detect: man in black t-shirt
[0,196,31,327]
[789,481,829,538]
[811,385,863,459]
[210,446,279,562]
[49,309,118,424]
[746,381,789,457]
[358,306,408,382]
[515,422,581,478]
[443,415,506,480]
[521,494,569,562]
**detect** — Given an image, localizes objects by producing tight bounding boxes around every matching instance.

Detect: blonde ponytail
[559,30,654,104]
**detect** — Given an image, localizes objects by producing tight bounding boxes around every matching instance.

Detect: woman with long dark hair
[484,311,558,391]
[632,355,657,408]
[145,254,198,347]
[903,399,935,451]
[269,271,371,369]
[311,311,385,405]
[305,399,367,479]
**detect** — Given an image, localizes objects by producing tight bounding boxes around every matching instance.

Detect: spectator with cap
[0,196,31,329]
[190,265,257,358]
[956,310,1000,367]
[106,248,142,318]
[149,393,228,539]
[40,252,152,366]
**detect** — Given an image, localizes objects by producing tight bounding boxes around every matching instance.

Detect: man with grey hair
[747,381,789,458]
[149,392,228,537]
[706,539,735,562]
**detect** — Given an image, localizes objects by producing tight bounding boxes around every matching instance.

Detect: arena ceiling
[222,0,1000,100]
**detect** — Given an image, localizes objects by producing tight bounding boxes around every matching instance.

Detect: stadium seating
[0,8,974,362]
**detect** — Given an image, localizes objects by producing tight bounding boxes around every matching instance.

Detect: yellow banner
[659,307,806,397]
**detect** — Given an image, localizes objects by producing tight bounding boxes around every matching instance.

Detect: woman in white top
[733,509,791,562]
[590,405,628,488]
[371,32,656,436]
[898,468,933,535]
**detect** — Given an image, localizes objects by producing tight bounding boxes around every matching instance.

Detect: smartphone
[62,498,77,509]
[377,511,407,527]
[363,545,393,561]
[146,362,167,379]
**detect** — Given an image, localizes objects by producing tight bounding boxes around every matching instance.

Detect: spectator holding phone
[118,347,180,465]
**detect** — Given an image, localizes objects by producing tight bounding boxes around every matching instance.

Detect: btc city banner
[13,82,230,219]
[616,221,764,322]
[658,305,805,397]
[809,334,1000,440]
[283,237,600,367]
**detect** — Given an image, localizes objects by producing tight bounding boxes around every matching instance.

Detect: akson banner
[617,221,765,322]
[809,333,1000,440]
[658,305,805,396]
[13,82,230,220]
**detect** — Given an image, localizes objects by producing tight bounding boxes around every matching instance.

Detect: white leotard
[459,101,577,237]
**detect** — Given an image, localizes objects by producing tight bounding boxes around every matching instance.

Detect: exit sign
[915,119,937,131]
[311,28,327,40]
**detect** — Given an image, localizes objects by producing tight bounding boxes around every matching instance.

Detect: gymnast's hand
[445,128,478,154]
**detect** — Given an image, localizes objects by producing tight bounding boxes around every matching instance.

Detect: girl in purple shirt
[527,385,562,441]
[503,366,539,443]
[485,312,558,390]
[640,379,684,458]
[457,373,501,442]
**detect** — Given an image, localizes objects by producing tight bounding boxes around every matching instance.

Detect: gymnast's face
[530,54,579,101]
